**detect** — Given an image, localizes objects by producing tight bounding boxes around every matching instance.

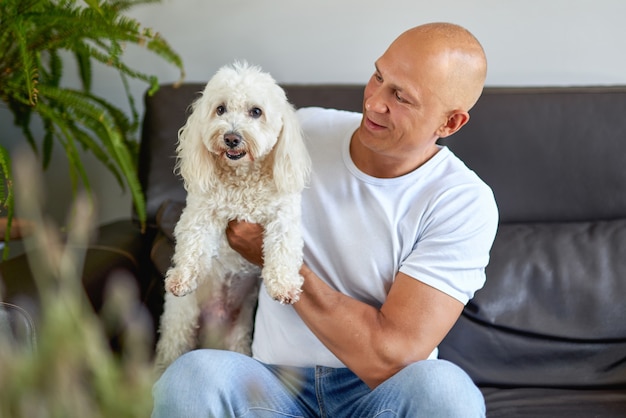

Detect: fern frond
[0,145,15,259]
[37,85,127,186]
[14,20,40,105]
[0,146,14,212]
[36,84,147,223]
[106,0,162,14]
[35,101,91,192]
[6,99,38,155]
[74,43,93,92]
[106,126,147,229]
[46,48,64,89]
[42,117,55,169]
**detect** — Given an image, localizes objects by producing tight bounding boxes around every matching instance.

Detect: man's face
[355,44,451,172]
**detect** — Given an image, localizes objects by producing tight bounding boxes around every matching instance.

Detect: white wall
[129,0,626,86]
[3,0,625,224]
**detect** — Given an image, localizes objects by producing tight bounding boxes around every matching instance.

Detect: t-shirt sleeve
[399,177,499,304]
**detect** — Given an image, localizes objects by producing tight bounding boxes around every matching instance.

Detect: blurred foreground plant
[0,151,156,418]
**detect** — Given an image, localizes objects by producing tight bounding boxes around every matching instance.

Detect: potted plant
[0,0,185,254]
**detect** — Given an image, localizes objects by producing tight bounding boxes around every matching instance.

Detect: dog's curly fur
[154,62,311,372]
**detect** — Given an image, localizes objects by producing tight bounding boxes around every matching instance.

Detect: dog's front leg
[261,202,305,304]
[165,203,221,297]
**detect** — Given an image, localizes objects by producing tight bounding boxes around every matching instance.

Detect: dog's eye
[216,105,226,116]
[249,107,262,119]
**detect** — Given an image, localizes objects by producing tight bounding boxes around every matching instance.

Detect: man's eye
[395,92,405,103]
[249,107,263,118]
[216,105,226,115]
[374,73,383,82]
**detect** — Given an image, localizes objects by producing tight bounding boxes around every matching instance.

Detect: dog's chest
[209,181,285,223]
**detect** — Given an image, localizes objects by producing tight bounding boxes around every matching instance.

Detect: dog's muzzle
[223,132,247,160]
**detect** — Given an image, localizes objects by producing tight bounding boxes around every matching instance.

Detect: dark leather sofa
[2,83,626,417]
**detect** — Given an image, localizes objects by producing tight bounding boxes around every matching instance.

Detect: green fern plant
[0,0,184,253]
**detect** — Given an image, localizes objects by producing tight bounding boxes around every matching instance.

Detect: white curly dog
[154,62,310,372]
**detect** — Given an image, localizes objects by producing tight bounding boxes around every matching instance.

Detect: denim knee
[152,349,256,418]
[379,359,485,418]
[155,349,237,391]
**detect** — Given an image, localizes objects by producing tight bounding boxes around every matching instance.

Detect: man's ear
[437,111,470,138]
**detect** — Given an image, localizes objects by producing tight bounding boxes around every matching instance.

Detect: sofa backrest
[139,83,626,388]
[138,83,197,227]
[439,87,626,223]
[141,84,626,223]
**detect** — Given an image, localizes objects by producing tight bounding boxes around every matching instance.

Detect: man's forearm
[293,265,419,389]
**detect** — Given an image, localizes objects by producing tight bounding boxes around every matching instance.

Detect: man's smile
[365,115,387,131]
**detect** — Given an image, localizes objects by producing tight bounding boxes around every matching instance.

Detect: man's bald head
[387,22,487,112]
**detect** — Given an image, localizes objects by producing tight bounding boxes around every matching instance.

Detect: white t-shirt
[252,107,498,368]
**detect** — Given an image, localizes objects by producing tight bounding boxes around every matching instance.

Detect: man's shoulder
[436,148,490,189]
[426,147,498,216]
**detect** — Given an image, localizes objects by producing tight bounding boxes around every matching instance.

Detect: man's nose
[364,87,388,113]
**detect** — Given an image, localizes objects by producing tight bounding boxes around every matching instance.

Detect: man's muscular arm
[226,220,464,389]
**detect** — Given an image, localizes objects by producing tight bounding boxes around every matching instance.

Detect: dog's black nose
[224,133,242,148]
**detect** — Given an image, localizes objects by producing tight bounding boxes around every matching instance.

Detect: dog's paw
[164,268,198,297]
[262,268,304,305]
[275,286,303,305]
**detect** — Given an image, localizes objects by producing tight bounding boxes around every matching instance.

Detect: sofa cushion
[439,219,626,387]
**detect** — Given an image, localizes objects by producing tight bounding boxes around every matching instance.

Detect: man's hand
[225,220,265,266]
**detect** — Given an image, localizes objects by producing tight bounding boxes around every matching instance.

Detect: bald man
[153,22,498,418]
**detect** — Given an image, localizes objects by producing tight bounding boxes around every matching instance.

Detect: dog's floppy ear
[271,103,311,194]
[175,97,219,193]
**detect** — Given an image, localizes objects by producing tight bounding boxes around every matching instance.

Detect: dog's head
[177,61,310,194]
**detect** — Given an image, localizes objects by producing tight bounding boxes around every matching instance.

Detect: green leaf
[0,145,15,259]
[74,44,93,92]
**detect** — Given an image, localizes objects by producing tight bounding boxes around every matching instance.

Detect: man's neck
[349,131,439,178]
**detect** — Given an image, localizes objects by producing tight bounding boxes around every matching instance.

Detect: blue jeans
[152,349,485,417]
